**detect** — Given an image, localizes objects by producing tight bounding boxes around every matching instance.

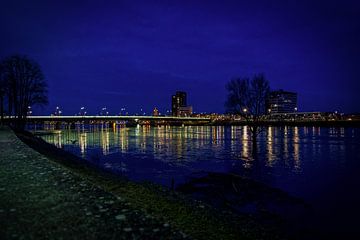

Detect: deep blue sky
[1,0,360,114]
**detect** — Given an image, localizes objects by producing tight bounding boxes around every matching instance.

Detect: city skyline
[1,0,360,114]
[33,89,298,116]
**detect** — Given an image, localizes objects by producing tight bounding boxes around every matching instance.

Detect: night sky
[1,0,360,115]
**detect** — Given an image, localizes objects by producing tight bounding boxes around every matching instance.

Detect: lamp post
[120,107,126,116]
[55,106,62,116]
[79,106,86,116]
[27,106,32,116]
[101,107,107,116]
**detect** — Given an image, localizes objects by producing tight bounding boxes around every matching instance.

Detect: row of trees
[0,55,48,129]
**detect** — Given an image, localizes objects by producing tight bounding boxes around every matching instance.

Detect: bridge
[26,115,210,121]
[24,115,212,127]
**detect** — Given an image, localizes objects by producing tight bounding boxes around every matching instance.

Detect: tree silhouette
[225,73,270,155]
[1,55,48,129]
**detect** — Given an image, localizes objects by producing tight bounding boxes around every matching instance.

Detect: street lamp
[27,106,32,116]
[54,106,62,116]
[79,107,86,116]
[120,107,126,115]
[101,107,107,116]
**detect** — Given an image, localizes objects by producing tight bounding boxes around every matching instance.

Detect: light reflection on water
[40,125,360,236]
[40,125,360,189]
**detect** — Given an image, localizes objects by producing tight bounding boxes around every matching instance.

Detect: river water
[40,125,360,237]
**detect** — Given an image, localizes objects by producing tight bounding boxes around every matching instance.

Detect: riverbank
[0,126,189,239]
[0,126,283,239]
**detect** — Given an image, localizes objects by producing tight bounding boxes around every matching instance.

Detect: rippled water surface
[40,125,360,235]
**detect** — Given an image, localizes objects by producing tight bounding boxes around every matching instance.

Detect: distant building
[178,106,193,117]
[171,91,192,117]
[267,89,298,114]
[153,107,159,116]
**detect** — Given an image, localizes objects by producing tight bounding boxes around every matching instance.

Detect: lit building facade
[267,89,298,114]
[172,91,192,116]
[178,106,193,117]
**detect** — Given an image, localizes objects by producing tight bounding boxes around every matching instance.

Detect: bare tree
[225,73,270,153]
[1,55,48,129]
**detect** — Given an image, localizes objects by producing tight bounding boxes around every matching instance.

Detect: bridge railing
[24,115,211,121]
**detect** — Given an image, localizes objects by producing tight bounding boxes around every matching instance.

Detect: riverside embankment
[0,126,191,239]
[0,127,281,240]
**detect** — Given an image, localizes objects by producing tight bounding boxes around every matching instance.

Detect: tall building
[172,91,192,116]
[267,89,298,114]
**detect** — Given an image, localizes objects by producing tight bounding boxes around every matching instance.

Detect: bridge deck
[25,115,210,121]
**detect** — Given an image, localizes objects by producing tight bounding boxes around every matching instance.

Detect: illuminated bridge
[25,115,211,127]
